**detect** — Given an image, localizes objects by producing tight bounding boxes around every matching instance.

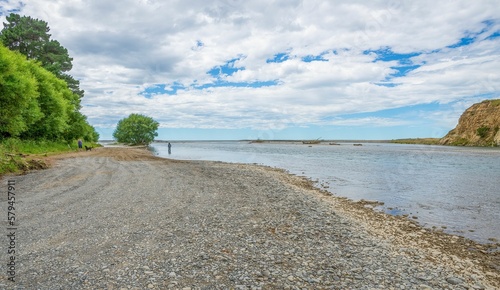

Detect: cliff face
[440,99,500,146]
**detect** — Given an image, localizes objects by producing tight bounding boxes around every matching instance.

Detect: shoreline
[35,147,500,277]
[1,146,498,288]
[151,141,500,244]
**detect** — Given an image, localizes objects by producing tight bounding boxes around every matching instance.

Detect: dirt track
[0,147,498,289]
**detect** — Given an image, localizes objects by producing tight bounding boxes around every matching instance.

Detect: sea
[149,141,500,244]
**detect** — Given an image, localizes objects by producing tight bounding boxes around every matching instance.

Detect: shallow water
[150,141,500,244]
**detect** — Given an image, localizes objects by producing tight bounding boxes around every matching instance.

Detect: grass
[391,138,441,145]
[491,99,500,106]
[2,138,74,154]
[0,145,20,174]
[450,138,470,146]
[0,138,100,176]
[483,99,500,106]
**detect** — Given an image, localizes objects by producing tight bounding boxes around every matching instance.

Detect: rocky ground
[0,147,498,289]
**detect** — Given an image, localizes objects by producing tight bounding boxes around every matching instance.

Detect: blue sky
[1,0,499,140]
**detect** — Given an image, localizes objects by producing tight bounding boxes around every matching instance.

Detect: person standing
[168,142,172,154]
[78,139,83,150]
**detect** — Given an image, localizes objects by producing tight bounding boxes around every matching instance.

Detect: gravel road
[1,147,498,289]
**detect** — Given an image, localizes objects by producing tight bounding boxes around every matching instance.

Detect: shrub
[476,126,490,138]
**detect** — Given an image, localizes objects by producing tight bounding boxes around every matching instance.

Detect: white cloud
[320,117,412,127]
[3,0,500,135]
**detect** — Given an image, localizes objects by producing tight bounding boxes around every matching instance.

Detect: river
[150,141,500,244]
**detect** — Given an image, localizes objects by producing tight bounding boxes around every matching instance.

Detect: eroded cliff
[440,99,500,146]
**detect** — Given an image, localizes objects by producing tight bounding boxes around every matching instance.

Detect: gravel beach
[1,147,498,289]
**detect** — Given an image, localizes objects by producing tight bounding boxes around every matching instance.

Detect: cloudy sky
[1,0,499,140]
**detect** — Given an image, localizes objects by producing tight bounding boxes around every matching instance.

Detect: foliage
[451,138,469,146]
[0,138,100,176]
[0,44,99,142]
[0,144,20,174]
[0,14,83,99]
[63,111,99,142]
[2,138,70,154]
[59,73,85,103]
[113,114,159,145]
[0,45,42,138]
[0,13,99,143]
[476,126,490,138]
[0,14,72,76]
[20,61,71,140]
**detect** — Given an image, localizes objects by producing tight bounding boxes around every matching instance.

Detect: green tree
[0,45,42,138]
[1,14,84,99]
[63,111,99,142]
[0,14,73,75]
[20,61,72,140]
[1,13,97,142]
[113,114,159,145]
[59,73,85,102]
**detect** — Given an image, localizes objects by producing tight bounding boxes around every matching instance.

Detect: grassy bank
[391,138,441,145]
[0,138,99,176]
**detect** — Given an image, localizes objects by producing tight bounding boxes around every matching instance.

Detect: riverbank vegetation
[0,139,100,176]
[390,138,441,145]
[0,13,99,175]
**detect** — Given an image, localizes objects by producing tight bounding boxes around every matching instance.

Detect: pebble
[446,277,464,285]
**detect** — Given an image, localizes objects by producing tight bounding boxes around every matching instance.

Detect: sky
[1,0,499,141]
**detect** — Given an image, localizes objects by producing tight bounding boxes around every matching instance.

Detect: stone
[446,277,463,285]
[471,284,485,290]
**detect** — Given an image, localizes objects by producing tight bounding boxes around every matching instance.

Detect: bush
[476,126,490,138]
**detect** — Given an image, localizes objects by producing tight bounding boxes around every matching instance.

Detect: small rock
[471,284,485,290]
[446,277,463,285]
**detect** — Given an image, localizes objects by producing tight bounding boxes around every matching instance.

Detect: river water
[150,141,500,244]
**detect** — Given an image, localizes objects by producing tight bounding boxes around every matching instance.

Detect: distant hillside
[440,99,500,146]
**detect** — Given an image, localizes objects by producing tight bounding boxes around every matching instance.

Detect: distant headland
[440,99,500,146]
